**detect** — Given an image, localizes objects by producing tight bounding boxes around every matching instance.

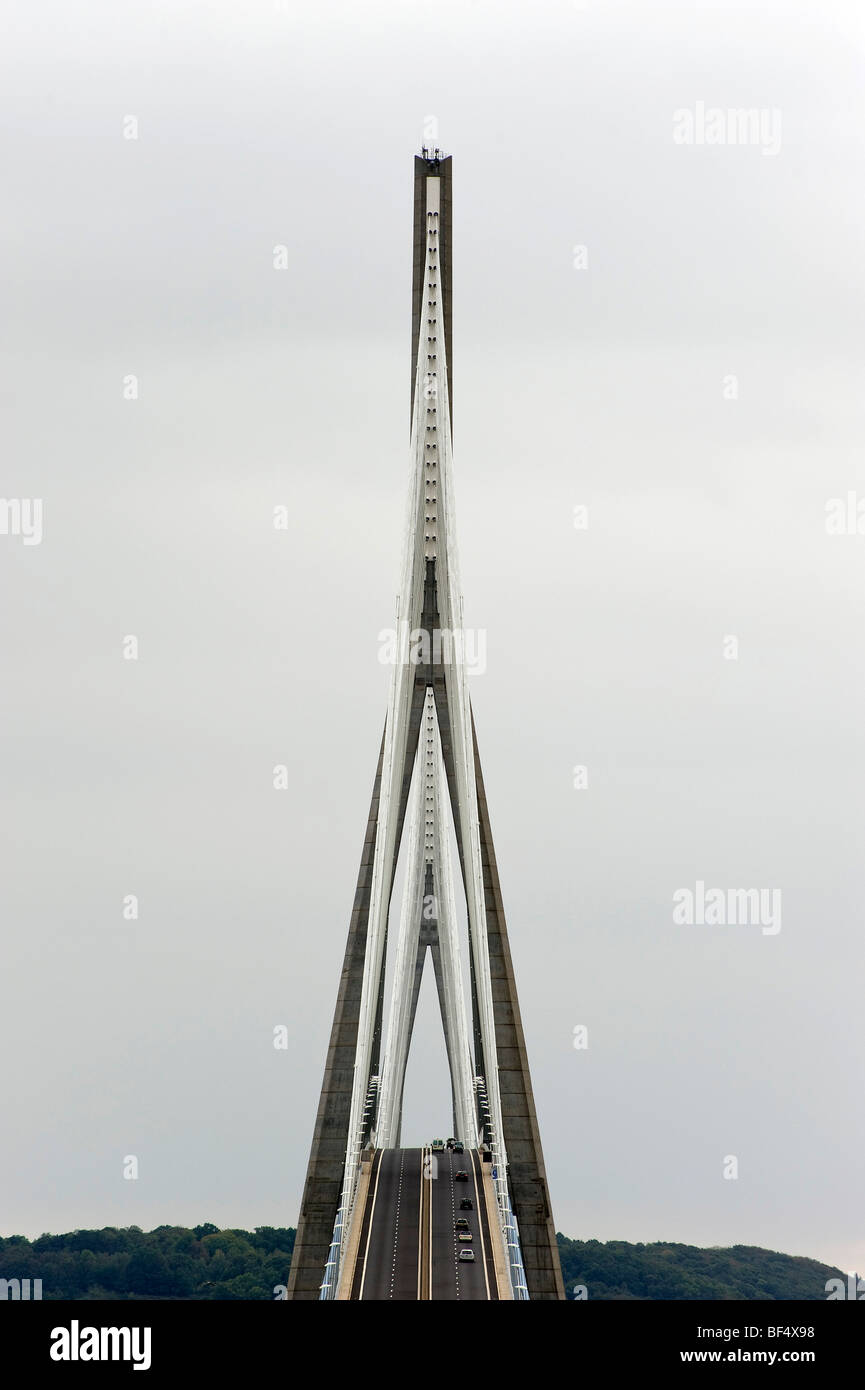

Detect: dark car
[455,1170,469,1182]
[453,1142,464,1154]
[459,1198,473,1211]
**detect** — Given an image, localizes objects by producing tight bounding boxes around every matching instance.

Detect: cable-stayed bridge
[288,151,564,1302]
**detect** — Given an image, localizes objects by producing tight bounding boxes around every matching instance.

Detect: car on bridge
[455,1218,470,1231]
[453,1142,464,1153]
[431,1139,445,1152]
[458,1232,473,1243]
[459,1197,473,1211]
[446,1137,455,1149]
[455,1170,469,1181]
[458,1249,475,1262]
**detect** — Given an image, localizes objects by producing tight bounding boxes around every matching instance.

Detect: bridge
[340,1148,507,1301]
[288,150,565,1302]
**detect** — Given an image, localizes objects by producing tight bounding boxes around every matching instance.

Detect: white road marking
[469,1148,491,1300]
[428,1146,434,1299]
[417,1147,426,1299]
[449,1149,461,1299]
[357,1150,384,1301]
[388,1149,407,1298]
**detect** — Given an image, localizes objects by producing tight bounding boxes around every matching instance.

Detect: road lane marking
[357,1149,384,1301]
[388,1148,406,1299]
[428,1145,434,1299]
[417,1148,427,1300]
[469,1148,491,1301]
[450,1149,460,1299]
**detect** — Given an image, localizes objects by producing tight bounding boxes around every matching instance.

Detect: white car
[458,1249,475,1262]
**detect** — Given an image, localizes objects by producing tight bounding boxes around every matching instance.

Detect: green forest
[556,1237,843,1300]
[0,1225,842,1300]
[0,1225,295,1300]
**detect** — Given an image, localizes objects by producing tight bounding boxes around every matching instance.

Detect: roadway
[348,1147,500,1300]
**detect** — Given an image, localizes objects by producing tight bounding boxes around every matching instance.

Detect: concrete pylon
[471,709,565,1299]
[285,729,386,1299]
[288,151,564,1300]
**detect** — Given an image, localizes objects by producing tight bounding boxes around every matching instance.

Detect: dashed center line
[388,1149,407,1299]
[449,1150,461,1299]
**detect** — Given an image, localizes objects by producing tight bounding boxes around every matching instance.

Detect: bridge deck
[346,1148,501,1300]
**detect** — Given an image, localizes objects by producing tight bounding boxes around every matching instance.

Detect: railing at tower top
[474,1075,530,1301]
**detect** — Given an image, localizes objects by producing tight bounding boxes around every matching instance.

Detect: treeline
[556,1236,843,1300]
[0,1225,842,1300]
[0,1225,294,1300]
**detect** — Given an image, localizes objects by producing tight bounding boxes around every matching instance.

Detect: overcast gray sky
[1,0,863,1283]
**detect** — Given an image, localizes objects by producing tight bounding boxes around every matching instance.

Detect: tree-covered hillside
[0,1226,843,1300]
[557,1235,844,1300]
[0,1225,294,1300]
